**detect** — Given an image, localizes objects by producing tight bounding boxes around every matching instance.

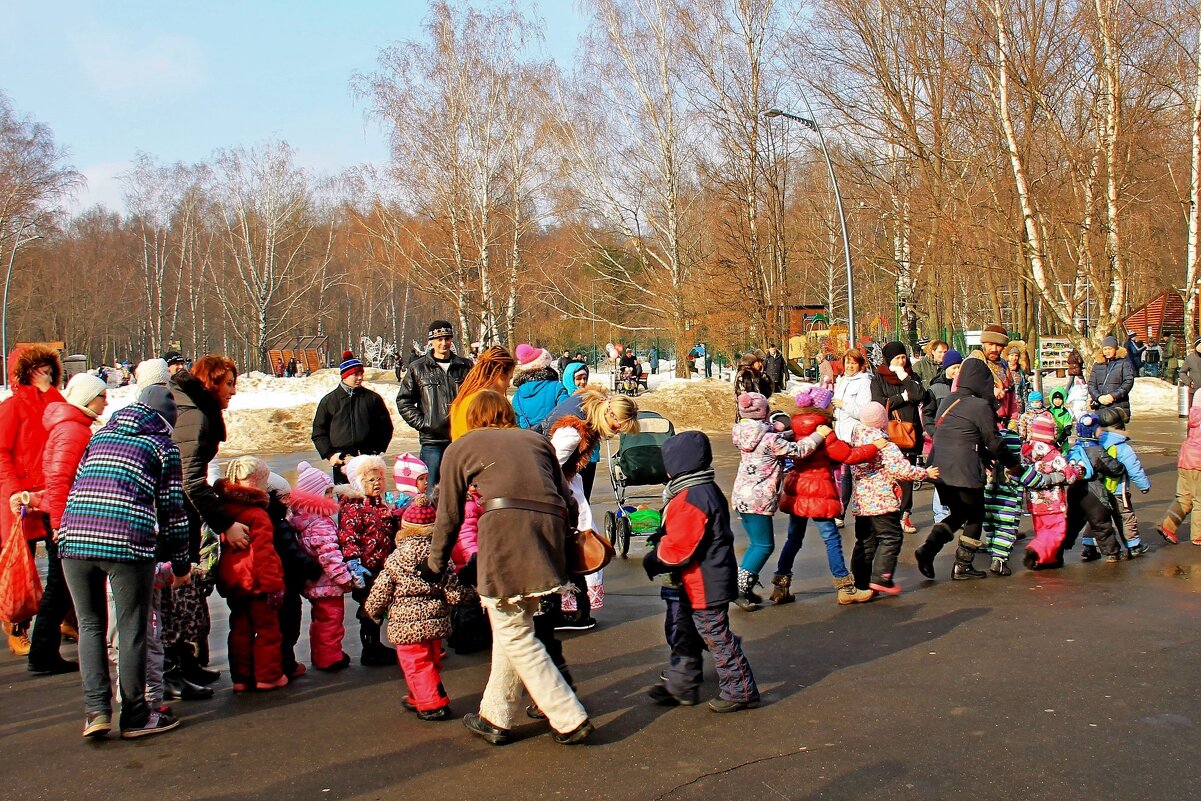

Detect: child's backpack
[1064,442,1095,481]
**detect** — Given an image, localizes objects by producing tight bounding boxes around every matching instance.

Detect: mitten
[346,558,370,590]
[457,554,477,588]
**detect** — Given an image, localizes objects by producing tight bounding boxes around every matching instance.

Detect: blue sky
[0,1,587,211]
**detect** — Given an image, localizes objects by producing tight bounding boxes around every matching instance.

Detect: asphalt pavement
[2,414,1199,801]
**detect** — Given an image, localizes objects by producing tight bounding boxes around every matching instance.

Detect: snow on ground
[1128,377,1182,415]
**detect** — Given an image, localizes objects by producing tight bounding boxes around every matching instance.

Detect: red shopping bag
[0,515,43,623]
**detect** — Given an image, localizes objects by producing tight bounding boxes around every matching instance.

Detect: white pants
[479,595,588,733]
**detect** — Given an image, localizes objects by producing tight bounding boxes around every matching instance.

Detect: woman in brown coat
[424,389,592,746]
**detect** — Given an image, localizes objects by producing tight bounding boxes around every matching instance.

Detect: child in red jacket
[215,456,287,692]
[643,431,759,712]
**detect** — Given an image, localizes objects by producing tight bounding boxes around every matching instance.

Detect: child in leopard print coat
[364,501,475,721]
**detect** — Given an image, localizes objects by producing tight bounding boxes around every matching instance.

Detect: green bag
[627,508,662,534]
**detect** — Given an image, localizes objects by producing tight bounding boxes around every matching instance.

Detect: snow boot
[359,620,396,666]
[734,569,762,610]
[915,523,954,579]
[951,540,986,580]
[769,574,795,605]
[835,574,873,604]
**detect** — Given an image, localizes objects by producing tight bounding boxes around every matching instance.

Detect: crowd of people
[1,319,1194,749]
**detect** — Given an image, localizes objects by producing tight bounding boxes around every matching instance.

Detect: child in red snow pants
[395,641,449,711]
[228,596,283,687]
[309,596,345,669]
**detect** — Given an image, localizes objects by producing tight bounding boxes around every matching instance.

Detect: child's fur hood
[214,479,269,508]
[288,488,339,516]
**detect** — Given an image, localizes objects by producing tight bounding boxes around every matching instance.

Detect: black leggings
[928,486,986,548]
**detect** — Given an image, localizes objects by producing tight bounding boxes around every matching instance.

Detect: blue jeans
[420,443,448,489]
[932,488,950,524]
[737,513,776,576]
[776,515,848,578]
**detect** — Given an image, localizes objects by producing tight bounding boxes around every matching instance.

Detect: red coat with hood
[41,401,98,529]
[0,348,66,542]
[779,407,879,519]
[214,480,285,597]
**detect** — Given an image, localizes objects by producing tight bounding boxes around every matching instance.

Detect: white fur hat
[345,454,388,494]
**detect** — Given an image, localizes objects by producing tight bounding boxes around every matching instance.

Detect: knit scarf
[662,469,717,503]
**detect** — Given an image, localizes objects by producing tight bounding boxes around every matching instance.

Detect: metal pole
[3,225,38,390]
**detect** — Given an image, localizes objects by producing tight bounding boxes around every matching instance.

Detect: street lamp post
[765,95,856,345]
[3,224,41,390]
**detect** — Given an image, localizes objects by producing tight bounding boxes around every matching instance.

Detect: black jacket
[311,383,393,460]
[171,370,232,560]
[870,366,926,453]
[922,371,953,435]
[396,354,473,446]
[267,492,323,592]
[762,353,787,391]
[928,359,1021,489]
[1087,357,1134,417]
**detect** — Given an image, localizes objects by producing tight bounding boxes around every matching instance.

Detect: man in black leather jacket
[396,320,472,487]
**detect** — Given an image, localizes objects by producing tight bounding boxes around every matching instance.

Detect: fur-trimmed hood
[288,488,339,516]
[1093,346,1129,365]
[512,366,559,387]
[549,415,599,477]
[9,344,62,387]
[214,479,269,508]
[344,454,387,495]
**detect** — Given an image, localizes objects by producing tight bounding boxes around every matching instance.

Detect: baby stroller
[605,410,675,557]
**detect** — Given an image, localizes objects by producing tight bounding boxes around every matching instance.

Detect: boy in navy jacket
[642,431,759,712]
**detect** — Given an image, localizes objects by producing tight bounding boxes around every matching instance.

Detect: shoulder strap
[935,398,963,428]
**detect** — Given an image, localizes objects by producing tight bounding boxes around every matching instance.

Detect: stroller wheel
[617,516,633,559]
[604,511,617,546]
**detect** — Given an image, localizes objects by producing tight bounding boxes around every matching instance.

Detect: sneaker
[1128,543,1150,558]
[1157,526,1179,544]
[417,705,453,722]
[7,628,30,656]
[554,616,598,631]
[121,710,180,739]
[708,697,759,713]
[1105,553,1125,563]
[647,683,699,706]
[868,579,902,596]
[989,557,1012,576]
[28,656,80,675]
[901,514,917,535]
[1192,539,1201,546]
[255,675,289,691]
[463,712,512,745]
[82,711,112,738]
[552,719,594,745]
[60,622,79,642]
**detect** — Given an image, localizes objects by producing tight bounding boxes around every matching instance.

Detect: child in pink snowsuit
[1020,416,1079,567]
[289,461,354,671]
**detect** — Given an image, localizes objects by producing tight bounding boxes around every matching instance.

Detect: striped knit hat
[340,350,364,380]
[393,452,428,495]
[1028,414,1057,445]
[295,461,333,496]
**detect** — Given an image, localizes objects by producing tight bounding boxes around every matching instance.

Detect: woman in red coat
[0,345,66,656]
[773,387,881,605]
[17,373,108,672]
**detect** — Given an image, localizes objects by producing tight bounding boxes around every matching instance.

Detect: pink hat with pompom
[295,461,333,496]
[514,343,551,372]
[393,452,428,495]
[737,392,769,420]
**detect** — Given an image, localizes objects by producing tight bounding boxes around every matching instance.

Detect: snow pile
[1130,377,1181,416]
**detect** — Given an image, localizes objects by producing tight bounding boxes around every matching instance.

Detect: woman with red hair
[159,354,243,698]
[0,345,65,656]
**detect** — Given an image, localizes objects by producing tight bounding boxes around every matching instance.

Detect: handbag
[0,516,44,623]
[566,527,615,576]
[887,411,917,450]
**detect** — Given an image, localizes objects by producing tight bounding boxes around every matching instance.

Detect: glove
[457,554,478,588]
[415,559,442,585]
[643,550,666,581]
[346,558,371,590]
[266,590,285,609]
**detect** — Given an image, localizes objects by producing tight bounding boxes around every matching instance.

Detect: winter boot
[915,523,954,579]
[734,569,762,610]
[359,621,396,666]
[989,556,1012,576]
[163,646,214,701]
[180,642,221,686]
[1080,544,1102,562]
[834,574,873,605]
[951,540,987,580]
[769,574,795,605]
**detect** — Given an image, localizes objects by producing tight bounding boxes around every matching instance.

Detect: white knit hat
[63,373,108,409]
[135,358,171,388]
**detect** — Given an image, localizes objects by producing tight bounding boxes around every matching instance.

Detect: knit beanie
[138,385,178,427]
[266,472,292,498]
[134,358,170,388]
[881,341,908,366]
[1028,414,1058,445]
[737,392,769,420]
[1027,390,1044,408]
[1076,413,1099,440]
[514,344,551,372]
[427,319,454,341]
[63,373,107,409]
[941,349,963,368]
[980,324,1009,347]
[393,452,429,495]
[1102,335,1119,349]
[860,401,888,430]
[339,350,364,380]
[295,460,333,496]
[161,350,186,366]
